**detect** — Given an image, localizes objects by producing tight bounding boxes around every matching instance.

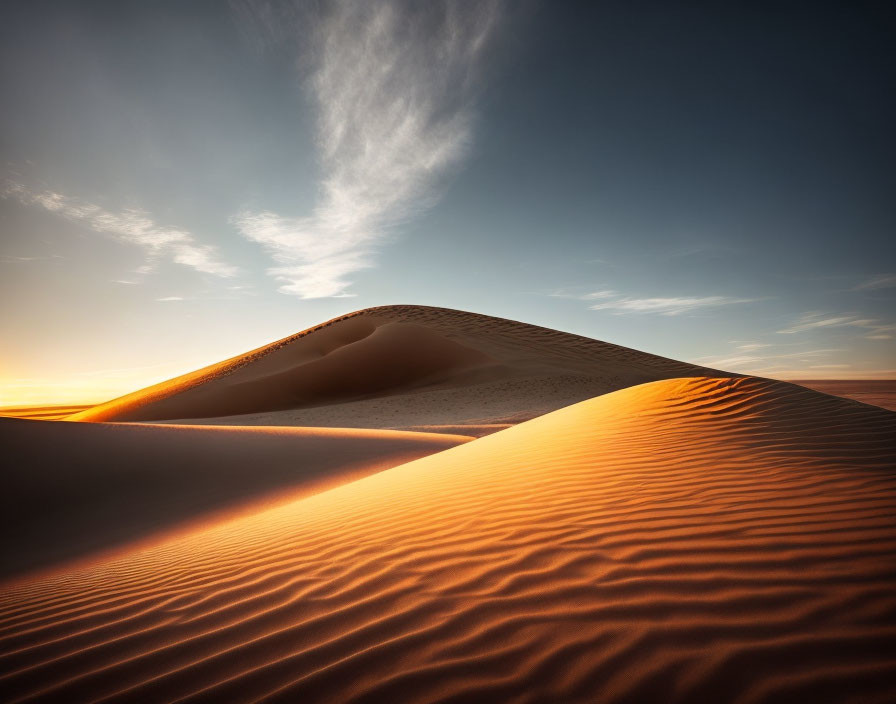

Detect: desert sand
[2,375,894,703]
[0,405,93,421]
[0,418,469,580]
[790,379,896,412]
[69,305,725,429]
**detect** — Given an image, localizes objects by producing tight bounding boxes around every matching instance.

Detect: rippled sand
[2,376,894,703]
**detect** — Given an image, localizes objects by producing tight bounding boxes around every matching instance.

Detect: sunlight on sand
[2,376,894,703]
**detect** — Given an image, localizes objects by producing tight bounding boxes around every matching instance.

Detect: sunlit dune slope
[0,405,94,421]
[3,377,895,703]
[69,305,722,426]
[0,419,470,580]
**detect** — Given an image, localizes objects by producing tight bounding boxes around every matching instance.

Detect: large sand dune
[0,419,469,580]
[3,376,894,703]
[69,305,723,428]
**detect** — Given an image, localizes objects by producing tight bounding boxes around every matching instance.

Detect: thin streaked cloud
[550,288,756,315]
[854,274,896,291]
[233,0,502,298]
[694,345,849,373]
[777,312,895,339]
[3,182,238,278]
[589,295,756,316]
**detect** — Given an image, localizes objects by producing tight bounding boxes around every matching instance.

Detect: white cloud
[156,296,184,301]
[777,312,895,339]
[589,295,755,316]
[234,0,502,298]
[581,290,618,300]
[702,355,766,368]
[3,182,237,278]
[855,274,896,291]
[694,345,850,373]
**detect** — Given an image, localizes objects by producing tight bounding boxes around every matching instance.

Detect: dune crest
[69,305,724,427]
[2,376,894,703]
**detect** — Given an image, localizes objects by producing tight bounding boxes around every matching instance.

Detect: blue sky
[1,1,894,404]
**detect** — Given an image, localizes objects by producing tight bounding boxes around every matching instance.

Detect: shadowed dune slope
[0,419,470,580]
[789,379,896,412]
[69,305,723,426]
[2,376,895,703]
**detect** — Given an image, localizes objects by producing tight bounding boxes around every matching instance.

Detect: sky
[1,0,895,405]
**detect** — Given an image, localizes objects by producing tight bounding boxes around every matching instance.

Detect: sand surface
[0,418,469,580]
[3,376,894,703]
[789,379,896,412]
[0,405,93,420]
[69,305,724,427]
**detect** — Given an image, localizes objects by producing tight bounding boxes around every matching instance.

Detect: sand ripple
[1,376,895,703]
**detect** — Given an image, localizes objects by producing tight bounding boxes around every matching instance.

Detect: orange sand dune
[0,418,469,580]
[0,405,94,421]
[70,305,723,427]
[2,377,894,703]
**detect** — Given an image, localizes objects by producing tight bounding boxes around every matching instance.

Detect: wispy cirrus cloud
[854,274,896,291]
[550,288,756,315]
[233,0,502,298]
[3,182,237,278]
[693,345,860,377]
[777,312,896,339]
[589,295,756,316]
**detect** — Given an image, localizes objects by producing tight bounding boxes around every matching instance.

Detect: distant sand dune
[790,379,896,412]
[3,377,894,703]
[69,305,724,428]
[0,419,470,580]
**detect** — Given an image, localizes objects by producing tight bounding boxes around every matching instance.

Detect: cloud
[0,254,62,264]
[589,295,755,316]
[548,288,616,300]
[701,355,766,368]
[233,0,502,298]
[777,312,895,339]
[156,296,184,301]
[694,345,850,373]
[550,288,756,315]
[854,274,896,291]
[3,182,237,278]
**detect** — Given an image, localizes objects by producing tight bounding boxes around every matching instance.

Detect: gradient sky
[2,0,895,405]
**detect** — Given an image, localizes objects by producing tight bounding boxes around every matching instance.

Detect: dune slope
[2,377,894,703]
[0,418,470,580]
[69,305,722,427]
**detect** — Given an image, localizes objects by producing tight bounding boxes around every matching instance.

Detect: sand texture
[3,376,894,703]
[0,405,94,421]
[69,305,725,428]
[0,419,470,580]
[790,380,896,412]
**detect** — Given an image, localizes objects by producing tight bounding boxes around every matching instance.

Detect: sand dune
[69,305,723,428]
[790,379,896,412]
[0,405,94,421]
[0,418,470,580]
[2,376,894,703]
